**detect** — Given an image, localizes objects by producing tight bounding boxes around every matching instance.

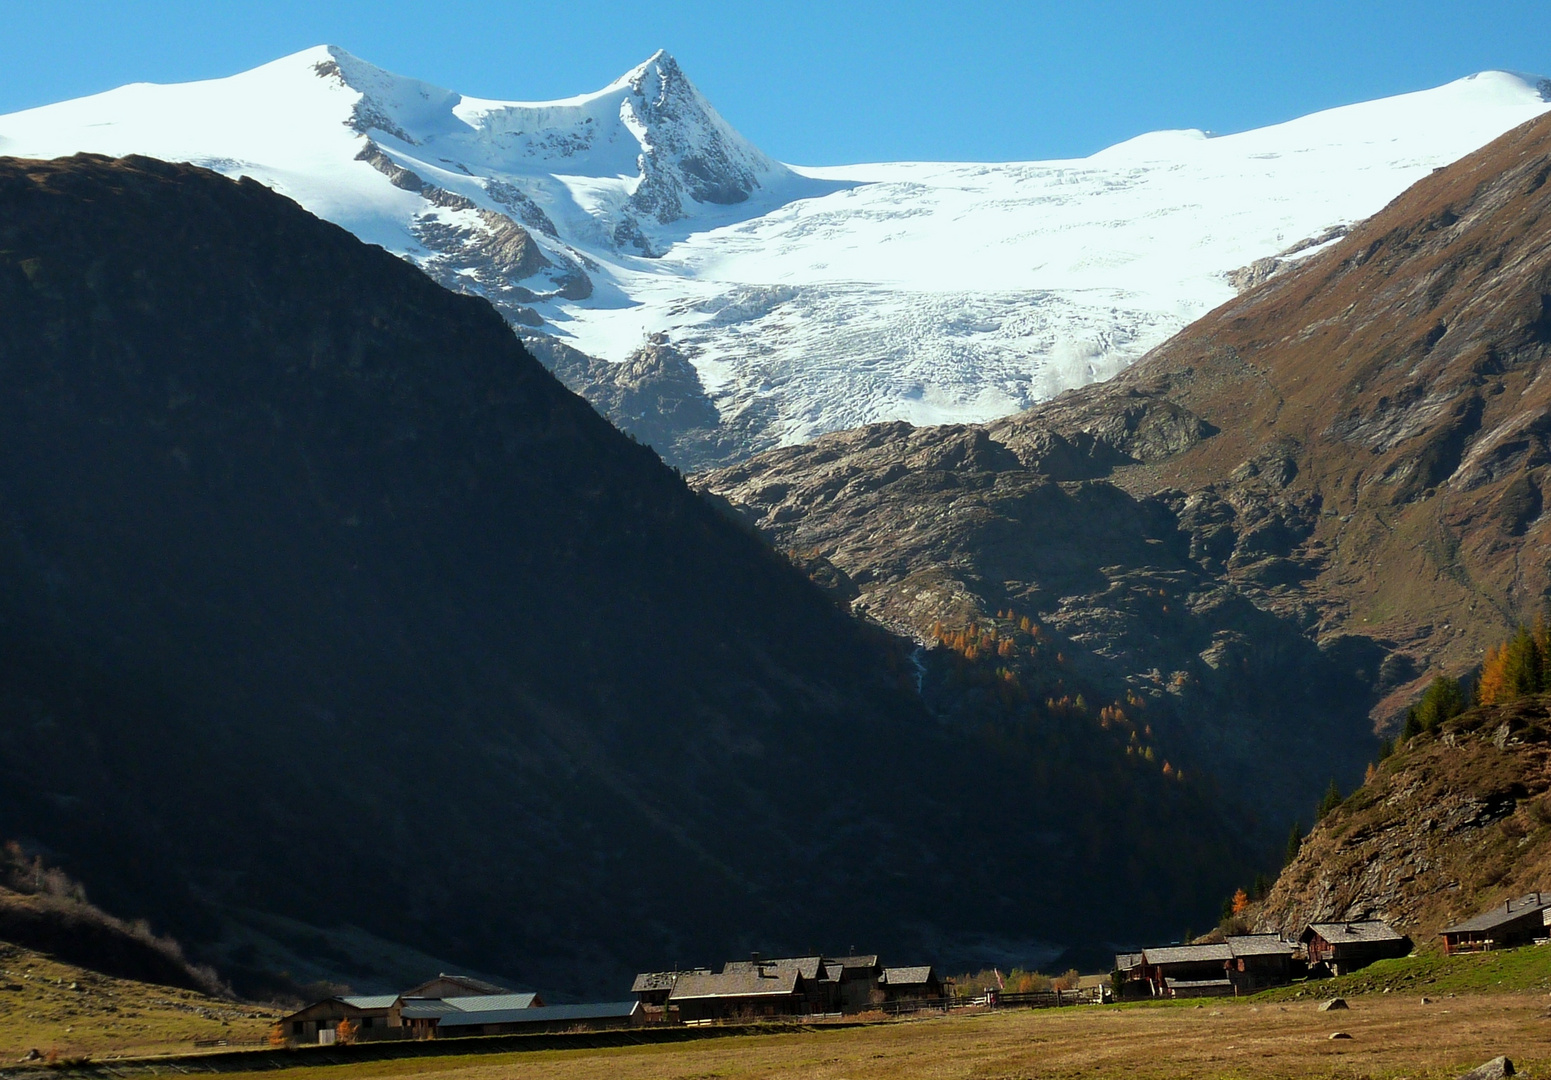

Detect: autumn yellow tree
[1230,888,1250,916]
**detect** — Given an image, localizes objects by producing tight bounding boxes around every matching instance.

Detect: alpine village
[6,17,1551,1080]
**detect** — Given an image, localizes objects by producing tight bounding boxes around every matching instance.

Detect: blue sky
[3,1,1547,163]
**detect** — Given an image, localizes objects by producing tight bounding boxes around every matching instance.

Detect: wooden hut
[1300,920,1410,976]
[879,965,944,1001]
[1441,893,1551,954]
[1224,935,1296,992]
[1137,944,1233,998]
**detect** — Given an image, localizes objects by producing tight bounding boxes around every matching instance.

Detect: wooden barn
[278,994,400,1043]
[1137,944,1233,998]
[1442,893,1551,954]
[666,967,808,1022]
[1300,920,1410,976]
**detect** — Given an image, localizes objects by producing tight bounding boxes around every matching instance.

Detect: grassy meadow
[0,942,278,1061]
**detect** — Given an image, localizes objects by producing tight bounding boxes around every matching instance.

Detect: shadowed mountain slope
[0,154,1247,995]
[700,111,1551,839]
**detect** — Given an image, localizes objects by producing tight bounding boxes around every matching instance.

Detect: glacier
[2,45,1546,465]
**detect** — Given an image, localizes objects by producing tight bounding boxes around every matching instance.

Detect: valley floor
[251,993,1551,1080]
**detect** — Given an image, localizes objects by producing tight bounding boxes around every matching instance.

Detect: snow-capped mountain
[3,47,1547,465]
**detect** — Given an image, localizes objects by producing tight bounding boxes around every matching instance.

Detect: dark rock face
[0,153,1247,995]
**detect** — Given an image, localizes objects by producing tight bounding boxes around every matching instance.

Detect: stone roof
[1442,893,1551,935]
[724,956,824,980]
[631,969,710,993]
[881,965,937,986]
[1226,935,1295,958]
[668,969,801,1001]
[1142,944,1232,965]
[436,1001,639,1029]
[1302,920,1405,945]
[1114,952,1143,971]
[823,954,880,970]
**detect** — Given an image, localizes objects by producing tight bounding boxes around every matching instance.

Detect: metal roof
[1442,893,1551,935]
[1226,935,1295,958]
[399,999,462,1020]
[1142,944,1232,965]
[338,995,399,1010]
[444,993,539,1013]
[881,966,937,986]
[436,1001,640,1029]
[669,969,801,1001]
[1302,920,1405,944]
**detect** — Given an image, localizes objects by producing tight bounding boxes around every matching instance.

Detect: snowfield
[3,47,1546,455]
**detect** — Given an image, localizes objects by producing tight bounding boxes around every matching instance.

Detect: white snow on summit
[2,51,1547,455]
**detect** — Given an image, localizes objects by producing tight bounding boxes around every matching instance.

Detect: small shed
[1139,944,1233,998]
[879,965,944,1001]
[667,967,807,1022]
[433,1001,642,1036]
[1442,893,1551,954]
[1300,920,1410,976]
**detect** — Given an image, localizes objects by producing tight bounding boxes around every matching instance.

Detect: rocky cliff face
[699,111,1551,834]
[1254,695,1551,942]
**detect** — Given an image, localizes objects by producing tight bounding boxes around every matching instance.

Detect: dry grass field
[256,993,1551,1080]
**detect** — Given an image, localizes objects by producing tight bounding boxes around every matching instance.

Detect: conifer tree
[1284,820,1304,867]
[1315,779,1342,821]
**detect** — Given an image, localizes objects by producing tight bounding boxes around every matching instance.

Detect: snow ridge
[2,51,1548,463]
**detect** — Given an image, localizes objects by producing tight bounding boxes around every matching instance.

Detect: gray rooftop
[1303,920,1405,944]
[881,966,937,986]
[669,969,801,1001]
[631,969,709,994]
[401,974,512,998]
[399,999,462,1020]
[436,1001,640,1029]
[724,956,825,980]
[822,955,880,970]
[444,993,539,1013]
[1114,952,1144,971]
[1142,943,1232,965]
[338,994,399,1010]
[1442,893,1551,935]
[1226,935,1295,958]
